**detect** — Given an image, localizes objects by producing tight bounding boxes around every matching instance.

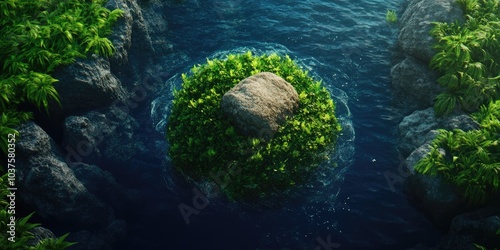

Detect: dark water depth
[128,1,443,249]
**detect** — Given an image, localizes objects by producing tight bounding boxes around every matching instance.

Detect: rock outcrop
[394,0,500,249]
[52,56,129,115]
[16,122,114,229]
[221,72,300,140]
[390,56,441,110]
[398,0,463,63]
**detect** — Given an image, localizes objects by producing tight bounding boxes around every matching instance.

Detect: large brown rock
[221,72,299,140]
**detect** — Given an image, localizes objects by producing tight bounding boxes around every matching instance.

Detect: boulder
[399,0,463,63]
[442,206,500,249]
[16,122,114,229]
[62,106,143,166]
[390,56,441,110]
[221,72,300,140]
[52,56,129,115]
[398,108,478,156]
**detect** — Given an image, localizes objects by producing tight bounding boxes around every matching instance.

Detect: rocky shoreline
[393,0,500,248]
[15,0,178,249]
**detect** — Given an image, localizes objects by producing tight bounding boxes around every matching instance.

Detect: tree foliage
[167,52,342,200]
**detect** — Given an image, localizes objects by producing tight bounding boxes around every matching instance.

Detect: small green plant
[167,52,341,200]
[415,100,500,205]
[386,10,398,23]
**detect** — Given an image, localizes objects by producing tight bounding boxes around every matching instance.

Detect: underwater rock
[399,0,463,63]
[390,56,441,110]
[15,122,114,229]
[221,72,300,140]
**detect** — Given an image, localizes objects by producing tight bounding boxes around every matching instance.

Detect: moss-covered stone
[167,52,341,200]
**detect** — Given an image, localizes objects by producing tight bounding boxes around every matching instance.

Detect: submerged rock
[221,72,299,140]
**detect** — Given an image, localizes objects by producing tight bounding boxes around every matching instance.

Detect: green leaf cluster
[0,0,123,154]
[167,52,342,200]
[430,0,500,116]
[415,100,500,205]
[386,10,398,23]
[0,169,76,249]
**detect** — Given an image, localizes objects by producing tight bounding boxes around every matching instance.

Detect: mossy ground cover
[416,0,500,205]
[167,52,341,200]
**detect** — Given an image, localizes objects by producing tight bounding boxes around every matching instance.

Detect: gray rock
[390,56,441,110]
[16,122,114,229]
[221,72,300,140]
[404,171,463,227]
[62,106,142,166]
[398,108,478,156]
[442,206,500,249]
[399,0,463,63]
[52,56,129,115]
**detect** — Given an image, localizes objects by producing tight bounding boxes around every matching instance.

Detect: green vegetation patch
[430,0,500,116]
[0,0,123,153]
[167,52,342,200]
[416,0,500,206]
[415,100,500,205]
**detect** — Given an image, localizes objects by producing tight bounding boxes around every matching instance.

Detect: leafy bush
[0,0,123,154]
[430,0,500,116]
[415,100,500,205]
[167,52,341,200]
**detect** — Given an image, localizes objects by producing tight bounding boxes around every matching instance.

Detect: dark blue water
[132,1,442,249]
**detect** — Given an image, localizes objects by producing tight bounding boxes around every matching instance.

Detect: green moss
[167,52,342,200]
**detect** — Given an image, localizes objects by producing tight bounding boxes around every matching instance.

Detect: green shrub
[167,52,342,200]
[430,0,500,116]
[415,100,500,205]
